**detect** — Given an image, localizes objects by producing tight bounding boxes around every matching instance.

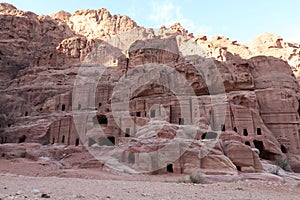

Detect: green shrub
[189,173,205,184]
[275,155,292,172]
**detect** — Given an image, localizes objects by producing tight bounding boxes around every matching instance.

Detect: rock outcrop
[196,32,300,82]
[51,8,139,40]
[1,3,300,174]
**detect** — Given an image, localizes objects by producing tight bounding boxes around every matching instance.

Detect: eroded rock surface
[1,3,300,175]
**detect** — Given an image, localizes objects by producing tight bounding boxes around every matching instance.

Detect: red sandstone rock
[0,3,300,175]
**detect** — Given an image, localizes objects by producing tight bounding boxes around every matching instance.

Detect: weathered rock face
[1,3,300,174]
[0,3,76,90]
[196,32,300,82]
[223,140,263,172]
[51,8,139,40]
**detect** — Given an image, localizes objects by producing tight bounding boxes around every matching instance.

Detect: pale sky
[3,0,300,44]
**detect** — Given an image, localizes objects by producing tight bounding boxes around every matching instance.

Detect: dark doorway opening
[150,109,156,118]
[94,115,108,125]
[233,127,237,132]
[257,128,262,135]
[75,138,80,146]
[25,111,28,116]
[62,104,66,111]
[0,137,3,144]
[128,152,135,164]
[98,115,108,125]
[281,145,287,153]
[52,137,55,144]
[61,135,65,143]
[179,118,184,125]
[236,166,241,171]
[243,129,248,136]
[125,128,130,137]
[221,124,225,131]
[18,135,26,143]
[253,140,275,159]
[88,138,97,147]
[99,103,102,107]
[245,141,251,146]
[254,140,264,152]
[201,132,218,140]
[98,136,115,146]
[136,112,141,117]
[108,136,115,145]
[167,164,174,173]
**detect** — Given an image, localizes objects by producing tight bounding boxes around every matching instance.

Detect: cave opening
[108,136,115,145]
[88,138,97,147]
[281,145,287,153]
[18,135,26,143]
[253,140,275,160]
[98,115,108,125]
[221,124,225,131]
[150,109,156,118]
[93,115,108,125]
[167,164,174,173]
[62,104,66,111]
[98,136,115,146]
[125,128,130,137]
[243,129,248,136]
[254,140,264,153]
[257,128,262,135]
[201,132,218,140]
[75,138,80,146]
[179,118,184,125]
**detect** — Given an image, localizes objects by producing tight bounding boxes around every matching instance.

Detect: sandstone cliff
[1,3,300,174]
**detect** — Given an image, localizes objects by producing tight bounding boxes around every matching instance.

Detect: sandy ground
[0,172,300,200]
[0,156,300,200]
